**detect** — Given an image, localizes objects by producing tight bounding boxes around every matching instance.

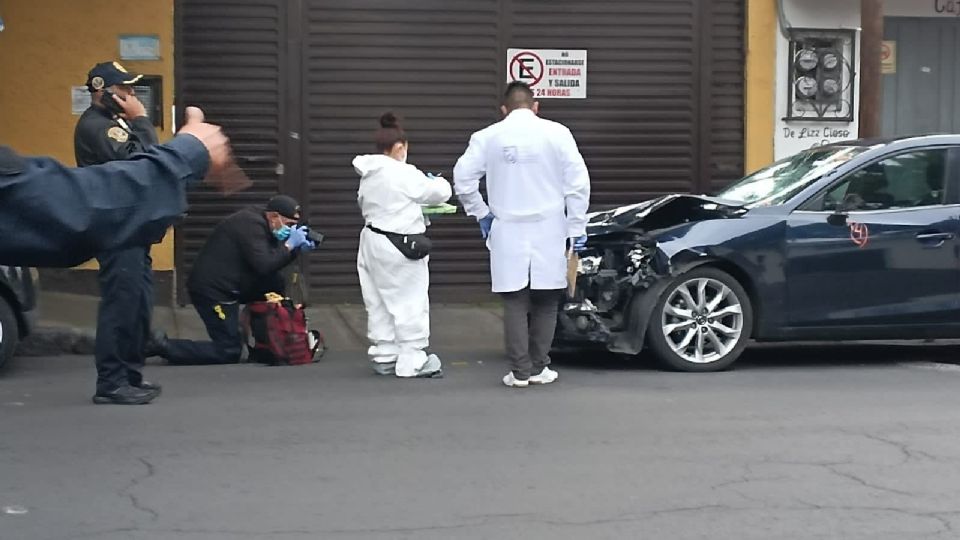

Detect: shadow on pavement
[551,342,960,372]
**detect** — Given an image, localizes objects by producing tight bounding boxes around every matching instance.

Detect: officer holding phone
[75,62,158,166]
[74,61,162,405]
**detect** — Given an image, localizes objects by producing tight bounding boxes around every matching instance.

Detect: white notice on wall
[71,86,91,115]
[119,34,161,60]
[506,49,587,99]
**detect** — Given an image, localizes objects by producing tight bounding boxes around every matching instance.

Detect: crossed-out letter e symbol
[519,57,535,80]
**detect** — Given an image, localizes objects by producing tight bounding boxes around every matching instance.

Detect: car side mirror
[827,193,863,226]
[827,212,848,227]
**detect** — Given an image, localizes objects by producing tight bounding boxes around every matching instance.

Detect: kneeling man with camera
[147,195,318,365]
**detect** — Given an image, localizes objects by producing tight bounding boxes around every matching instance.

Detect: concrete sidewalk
[21,291,507,356]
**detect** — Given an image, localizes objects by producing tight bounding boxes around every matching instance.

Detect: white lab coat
[453,109,591,293]
[354,154,451,377]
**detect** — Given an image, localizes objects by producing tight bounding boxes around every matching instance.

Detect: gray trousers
[501,288,563,380]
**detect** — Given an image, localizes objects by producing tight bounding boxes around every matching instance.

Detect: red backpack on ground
[242,299,324,365]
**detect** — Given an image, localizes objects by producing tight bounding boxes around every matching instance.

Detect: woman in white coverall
[354,113,452,377]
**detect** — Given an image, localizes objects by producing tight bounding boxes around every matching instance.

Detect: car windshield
[717,146,870,207]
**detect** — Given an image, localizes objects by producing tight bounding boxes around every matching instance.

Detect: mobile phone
[102,89,125,117]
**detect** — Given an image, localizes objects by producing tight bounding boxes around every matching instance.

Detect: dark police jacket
[187,207,296,302]
[74,106,159,167]
[0,136,209,268]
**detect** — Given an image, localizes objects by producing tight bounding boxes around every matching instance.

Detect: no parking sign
[507,48,587,99]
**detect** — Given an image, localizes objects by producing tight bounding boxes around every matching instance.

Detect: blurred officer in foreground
[74,61,164,405]
[1,107,243,403]
[0,106,240,270]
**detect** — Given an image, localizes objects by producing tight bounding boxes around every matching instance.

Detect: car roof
[820,133,960,149]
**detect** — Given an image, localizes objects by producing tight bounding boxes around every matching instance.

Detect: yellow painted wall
[0,0,176,270]
[745,0,777,174]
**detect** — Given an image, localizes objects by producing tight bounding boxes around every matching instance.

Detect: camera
[298,222,325,247]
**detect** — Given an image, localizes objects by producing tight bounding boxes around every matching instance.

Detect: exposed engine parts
[558,235,661,348]
[555,194,744,354]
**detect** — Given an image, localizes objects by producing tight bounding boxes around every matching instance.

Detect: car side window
[816,149,947,212]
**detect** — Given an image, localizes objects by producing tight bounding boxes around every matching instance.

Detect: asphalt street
[4,344,960,540]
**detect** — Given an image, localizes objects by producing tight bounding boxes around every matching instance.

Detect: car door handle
[915,232,954,245]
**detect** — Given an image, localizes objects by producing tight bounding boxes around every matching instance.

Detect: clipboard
[567,249,579,297]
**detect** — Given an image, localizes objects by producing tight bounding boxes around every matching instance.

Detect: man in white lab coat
[454,81,591,388]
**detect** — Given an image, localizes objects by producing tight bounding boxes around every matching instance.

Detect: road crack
[119,457,159,522]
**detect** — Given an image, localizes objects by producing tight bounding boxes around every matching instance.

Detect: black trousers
[94,247,153,393]
[163,291,243,365]
[501,288,563,380]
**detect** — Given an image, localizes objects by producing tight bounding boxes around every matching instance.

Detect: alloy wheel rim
[661,277,743,364]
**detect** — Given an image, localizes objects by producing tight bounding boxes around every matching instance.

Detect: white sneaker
[416,354,443,378]
[371,361,396,376]
[529,367,559,385]
[502,372,529,388]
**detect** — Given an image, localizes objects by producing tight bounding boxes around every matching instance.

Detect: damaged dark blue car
[557,135,960,371]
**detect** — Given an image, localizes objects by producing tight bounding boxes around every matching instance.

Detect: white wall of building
[774,0,861,160]
[773,0,939,161]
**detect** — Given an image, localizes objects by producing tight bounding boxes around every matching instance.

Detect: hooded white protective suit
[354,154,452,377]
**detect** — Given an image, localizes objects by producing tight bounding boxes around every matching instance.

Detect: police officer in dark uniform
[74,61,163,405]
[75,62,159,167]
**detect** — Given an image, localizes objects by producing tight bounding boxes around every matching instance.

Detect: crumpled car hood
[585,194,746,236]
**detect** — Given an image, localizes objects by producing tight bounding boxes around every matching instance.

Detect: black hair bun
[379,112,401,129]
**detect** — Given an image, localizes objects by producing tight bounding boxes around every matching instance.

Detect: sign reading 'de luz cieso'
[507,49,587,99]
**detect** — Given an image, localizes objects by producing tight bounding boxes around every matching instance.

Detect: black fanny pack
[366,225,432,260]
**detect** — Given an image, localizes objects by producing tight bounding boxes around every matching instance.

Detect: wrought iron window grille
[784,29,857,123]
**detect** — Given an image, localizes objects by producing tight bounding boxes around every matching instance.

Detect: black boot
[143,330,169,358]
[92,385,159,405]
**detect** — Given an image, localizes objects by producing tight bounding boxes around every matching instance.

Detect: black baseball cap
[265,195,301,220]
[86,61,143,92]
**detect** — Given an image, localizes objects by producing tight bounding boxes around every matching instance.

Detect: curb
[16,326,96,357]
[26,291,508,357]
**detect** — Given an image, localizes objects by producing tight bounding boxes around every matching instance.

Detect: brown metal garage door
[174,0,292,303]
[299,0,502,302]
[176,0,745,303]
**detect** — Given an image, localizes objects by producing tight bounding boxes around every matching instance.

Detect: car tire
[646,267,752,372]
[0,295,19,372]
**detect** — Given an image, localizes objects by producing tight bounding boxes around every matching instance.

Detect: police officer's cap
[265,195,301,220]
[86,61,143,92]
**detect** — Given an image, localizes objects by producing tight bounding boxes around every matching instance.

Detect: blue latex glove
[298,226,320,251]
[571,235,588,254]
[299,226,319,251]
[285,225,310,251]
[478,213,495,239]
